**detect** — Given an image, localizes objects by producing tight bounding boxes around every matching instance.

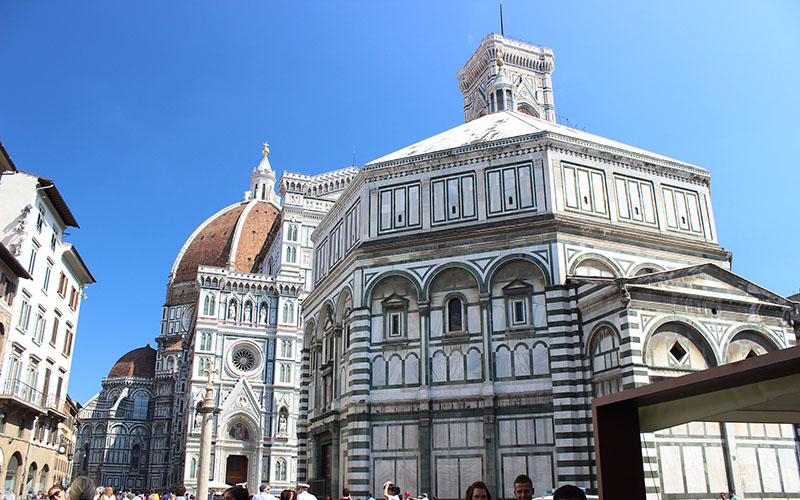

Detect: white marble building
[75,145,356,492]
[299,34,800,500]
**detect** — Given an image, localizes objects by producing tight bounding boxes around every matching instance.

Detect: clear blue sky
[1,1,798,404]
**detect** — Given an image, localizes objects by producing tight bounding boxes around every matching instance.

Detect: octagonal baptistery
[299,33,799,500]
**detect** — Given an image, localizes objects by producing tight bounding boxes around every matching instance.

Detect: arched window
[647,322,714,374]
[275,458,287,481]
[189,456,197,479]
[591,326,622,397]
[283,303,294,324]
[38,464,49,493]
[446,297,464,332]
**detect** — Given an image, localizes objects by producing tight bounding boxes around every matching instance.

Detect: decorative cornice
[364,131,708,186]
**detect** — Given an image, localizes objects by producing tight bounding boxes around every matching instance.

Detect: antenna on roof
[353,146,356,166]
[499,1,504,37]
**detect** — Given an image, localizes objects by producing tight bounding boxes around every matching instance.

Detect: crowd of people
[7,479,192,500]
[220,474,590,500]
[12,472,743,500]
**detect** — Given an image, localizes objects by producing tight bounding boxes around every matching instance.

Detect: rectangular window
[432,173,477,225]
[2,275,16,306]
[389,312,402,337]
[462,175,475,217]
[43,262,52,293]
[50,313,61,345]
[345,200,361,248]
[486,163,536,216]
[614,175,658,226]
[69,287,79,310]
[63,326,74,356]
[378,182,421,233]
[57,272,68,297]
[394,188,406,227]
[50,232,57,251]
[34,310,46,343]
[512,299,527,325]
[380,190,392,231]
[36,209,44,232]
[28,245,38,275]
[18,294,32,331]
[662,185,704,234]
[562,163,608,217]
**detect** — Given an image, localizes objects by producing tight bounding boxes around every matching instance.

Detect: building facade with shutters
[299,34,800,500]
[0,144,95,494]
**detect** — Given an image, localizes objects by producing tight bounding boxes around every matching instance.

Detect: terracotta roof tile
[108,345,156,378]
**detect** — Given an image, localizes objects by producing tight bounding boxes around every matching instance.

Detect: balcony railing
[0,378,67,414]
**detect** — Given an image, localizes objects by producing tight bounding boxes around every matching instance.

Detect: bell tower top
[457,33,556,123]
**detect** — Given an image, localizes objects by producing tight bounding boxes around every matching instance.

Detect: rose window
[231,346,257,372]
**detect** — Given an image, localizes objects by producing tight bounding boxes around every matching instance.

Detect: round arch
[225,412,260,442]
[363,271,422,307]
[727,325,782,351]
[629,263,666,277]
[421,262,483,299]
[483,253,552,289]
[643,317,719,369]
[569,253,623,278]
[303,319,317,348]
[316,302,337,338]
[334,287,354,323]
[725,326,782,362]
[585,321,622,357]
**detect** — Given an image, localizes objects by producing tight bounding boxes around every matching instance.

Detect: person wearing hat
[296,484,316,500]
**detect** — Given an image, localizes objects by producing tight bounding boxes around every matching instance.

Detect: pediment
[502,279,533,295]
[382,293,409,308]
[220,377,262,419]
[625,264,792,306]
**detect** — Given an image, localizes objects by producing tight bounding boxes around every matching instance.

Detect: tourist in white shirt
[296,484,316,500]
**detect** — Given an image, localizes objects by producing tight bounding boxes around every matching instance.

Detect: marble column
[197,366,219,500]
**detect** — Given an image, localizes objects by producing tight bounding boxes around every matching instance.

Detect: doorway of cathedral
[225,455,248,486]
[321,444,332,497]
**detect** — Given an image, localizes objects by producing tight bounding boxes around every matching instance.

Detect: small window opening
[397,214,403,223]
[447,298,463,332]
[669,342,687,363]
[390,313,401,337]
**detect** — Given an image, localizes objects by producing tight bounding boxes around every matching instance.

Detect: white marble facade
[300,34,800,500]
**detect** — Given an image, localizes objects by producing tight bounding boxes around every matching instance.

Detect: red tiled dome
[108,345,156,378]
[171,200,280,283]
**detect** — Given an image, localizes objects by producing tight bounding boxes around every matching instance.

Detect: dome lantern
[247,141,277,202]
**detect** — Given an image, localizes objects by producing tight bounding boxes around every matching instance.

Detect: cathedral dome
[170,199,280,283]
[108,345,157,378]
